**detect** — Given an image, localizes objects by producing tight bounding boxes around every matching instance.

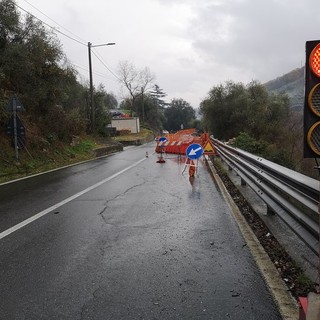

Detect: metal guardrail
[211,138,320,255]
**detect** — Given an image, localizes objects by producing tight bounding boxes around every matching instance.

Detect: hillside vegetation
[264,67,304,111]
[200,79,317,178]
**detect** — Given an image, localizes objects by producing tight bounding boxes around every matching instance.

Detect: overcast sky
[15,0,320,108]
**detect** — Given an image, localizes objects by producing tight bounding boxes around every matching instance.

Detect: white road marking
[0,158,146,240]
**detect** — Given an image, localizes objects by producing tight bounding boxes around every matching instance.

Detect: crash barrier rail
[210,138,320,255]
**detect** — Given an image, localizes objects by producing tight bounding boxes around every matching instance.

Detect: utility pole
[88,41,115,132]
[141,87,144,123]
[88,42,94,132]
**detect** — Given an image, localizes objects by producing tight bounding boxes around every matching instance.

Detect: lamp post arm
[91,42,115,48]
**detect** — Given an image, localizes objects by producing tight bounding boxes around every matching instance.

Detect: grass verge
[0,128,155,184]
[0,136,114,184]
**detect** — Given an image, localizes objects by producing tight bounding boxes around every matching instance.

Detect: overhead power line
[71,62,116,80]
[12,1,87,46]
[20,0,87,45]
[11,1,120,83]
[92,50,121,82]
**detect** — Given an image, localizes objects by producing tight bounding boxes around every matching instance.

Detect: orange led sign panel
[309,43,320,77]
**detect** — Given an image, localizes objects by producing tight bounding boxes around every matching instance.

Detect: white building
[111,117,140,134]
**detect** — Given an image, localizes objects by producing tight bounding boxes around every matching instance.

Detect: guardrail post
[240,178,246,186]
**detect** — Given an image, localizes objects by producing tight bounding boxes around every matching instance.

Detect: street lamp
[88,42,115,132]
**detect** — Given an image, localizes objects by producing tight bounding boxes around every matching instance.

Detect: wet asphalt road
[0,143,282,319]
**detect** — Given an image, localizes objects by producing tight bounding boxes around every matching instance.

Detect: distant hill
[264,67,304,112]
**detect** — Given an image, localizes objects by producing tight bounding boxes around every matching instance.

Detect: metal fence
[210,138,320,255]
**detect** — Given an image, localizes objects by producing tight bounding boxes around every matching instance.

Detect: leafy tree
[0,2,92,138]
[92,85,112,135]
[1,11,67,114]
[0,0,20,48]
[58,64,89,116]
[103,92,118,109]
[200,80,298,168]
[200,80,290,141]
[200,82,247,139]
[164,98,196,132]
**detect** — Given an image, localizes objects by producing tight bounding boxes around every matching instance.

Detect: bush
[232,132,267,156]
[266,144,295,169]
[233,132,295,169]
[65,108,86,136]
[40,105,86,142]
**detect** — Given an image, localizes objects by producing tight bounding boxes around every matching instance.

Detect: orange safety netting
[155,129,209,155]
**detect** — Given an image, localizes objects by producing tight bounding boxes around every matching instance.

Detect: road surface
[0,143,282,319]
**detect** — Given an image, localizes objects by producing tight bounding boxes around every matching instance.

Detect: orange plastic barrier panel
[155,130,210,155]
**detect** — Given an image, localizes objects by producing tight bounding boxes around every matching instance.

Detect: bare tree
[117,60,154,116]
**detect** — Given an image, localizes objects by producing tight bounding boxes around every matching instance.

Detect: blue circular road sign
[186,143,204,160]
[159,137,167,142]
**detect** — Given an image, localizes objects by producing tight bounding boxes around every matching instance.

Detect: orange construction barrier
[155,130,210,155]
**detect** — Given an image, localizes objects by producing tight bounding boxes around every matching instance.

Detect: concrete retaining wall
[92,144,123,157]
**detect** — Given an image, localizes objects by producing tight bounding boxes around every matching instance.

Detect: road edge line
[0,157,146,241]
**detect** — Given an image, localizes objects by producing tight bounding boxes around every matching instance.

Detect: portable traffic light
[304,40,320,158]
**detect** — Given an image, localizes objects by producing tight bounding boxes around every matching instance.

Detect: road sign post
[156,137,167,163]
[13,98,19,161]
[6,95,26,162]
[182,143,204,175]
